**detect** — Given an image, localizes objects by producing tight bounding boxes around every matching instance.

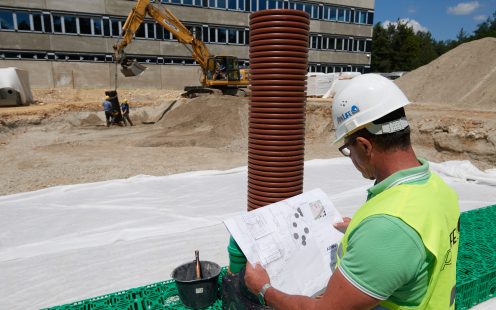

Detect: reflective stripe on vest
[336,172,460,309]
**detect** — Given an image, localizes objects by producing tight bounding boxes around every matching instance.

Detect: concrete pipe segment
[248,9,309,211]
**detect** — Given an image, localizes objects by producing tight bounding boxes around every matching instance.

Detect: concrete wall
[0,60,201,89]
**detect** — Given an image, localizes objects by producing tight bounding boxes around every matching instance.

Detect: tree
[473,10,496,39]
[370,10,496,73]
[456,28,469,42]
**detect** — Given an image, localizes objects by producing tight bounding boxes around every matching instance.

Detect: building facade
[0,0,374,89]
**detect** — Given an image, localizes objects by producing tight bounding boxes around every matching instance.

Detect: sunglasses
[338,137,356,157]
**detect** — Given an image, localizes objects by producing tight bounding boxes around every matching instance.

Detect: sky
[374,0,496,41]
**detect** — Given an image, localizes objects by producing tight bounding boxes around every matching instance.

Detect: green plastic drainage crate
[46,267,227,310]
[46,205,496,310]
[455,204,496,310]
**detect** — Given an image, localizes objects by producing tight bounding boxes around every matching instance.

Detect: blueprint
[224,188,344,296]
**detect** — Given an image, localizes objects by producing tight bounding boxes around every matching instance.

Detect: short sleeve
[338,215,426,300]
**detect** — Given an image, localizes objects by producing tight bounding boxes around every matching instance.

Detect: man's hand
[244,262,270,295]
[333,217,351,233]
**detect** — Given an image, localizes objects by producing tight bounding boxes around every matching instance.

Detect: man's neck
[374,147,420,183]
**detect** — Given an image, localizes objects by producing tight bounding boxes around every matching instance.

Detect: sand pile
[396,37,496,108]
[135,95,249,148]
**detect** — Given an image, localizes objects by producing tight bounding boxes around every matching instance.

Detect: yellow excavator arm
[113,0,210,73]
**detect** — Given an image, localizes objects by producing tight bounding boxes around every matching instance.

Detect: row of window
[0,50,200,64]
[308,64,369,74]
[154,0,373,25]
[0,49,369,73]
[310,35,371,53]
[0,9,371,53]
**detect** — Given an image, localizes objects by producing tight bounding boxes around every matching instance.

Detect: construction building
[0,0,374,89]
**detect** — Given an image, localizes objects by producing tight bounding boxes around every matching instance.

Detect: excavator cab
[206,56,240,82]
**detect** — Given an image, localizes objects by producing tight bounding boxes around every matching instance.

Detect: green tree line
[371,10,496,72]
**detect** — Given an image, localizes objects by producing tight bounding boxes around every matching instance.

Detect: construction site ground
[1,88,495,196]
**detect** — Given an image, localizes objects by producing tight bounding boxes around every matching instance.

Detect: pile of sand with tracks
[396,37,496,108]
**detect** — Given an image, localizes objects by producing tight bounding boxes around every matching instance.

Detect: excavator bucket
[120,59,147,77]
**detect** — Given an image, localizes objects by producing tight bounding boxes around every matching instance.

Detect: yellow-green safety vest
[336,172,460,309]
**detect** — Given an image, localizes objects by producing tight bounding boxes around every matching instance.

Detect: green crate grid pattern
[45,268,227,310]
[46,205,496,310]
[456,204,496,310]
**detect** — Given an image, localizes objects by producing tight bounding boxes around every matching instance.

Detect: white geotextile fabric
[0,158,495,309]
[430,160,496,186]
[0,67,33,104]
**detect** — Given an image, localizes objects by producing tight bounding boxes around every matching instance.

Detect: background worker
[121,99,133,126]
[102,96,112,127]
[244,74,460,309]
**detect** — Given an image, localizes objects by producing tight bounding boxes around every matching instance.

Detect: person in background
[121,98,133,126]
[244,74,460,309]
[102,95,113,127]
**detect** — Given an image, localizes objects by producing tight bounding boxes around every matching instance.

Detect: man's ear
[355,136,373,157]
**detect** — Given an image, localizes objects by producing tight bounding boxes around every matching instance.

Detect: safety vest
[336,172,460,309]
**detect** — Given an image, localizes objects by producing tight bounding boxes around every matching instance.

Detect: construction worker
[121,99,133,126]
[102,95,112,127]
[244,74,460,309]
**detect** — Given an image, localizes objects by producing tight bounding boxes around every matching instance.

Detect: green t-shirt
[339,158,435,307]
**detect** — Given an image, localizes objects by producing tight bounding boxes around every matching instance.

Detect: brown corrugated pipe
[248,9,309,211]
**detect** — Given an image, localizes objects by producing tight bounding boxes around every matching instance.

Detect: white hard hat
[332,73,411,143]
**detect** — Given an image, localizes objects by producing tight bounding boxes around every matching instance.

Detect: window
[337,8,345,22]
[251,0,257,12]
[329,6,337,21]
[336,38,343,50]
[156,25,164,39]
[217,27,227,43]
[330,37,336,49]
[43,13,51,32]
[194,0,202,6]
[259,0,266,10]
[53,15,63,33]
[209,27,216,42]
[228,28,237,43]
[0,10,14,30]
[355,10,367,24]
[238,29,245,44]
[64,15,77,33]
[218,0,226,9]
[16,12,31,30]
[365,40,371,53]
[32,13,43,31]
[367,12,374,25]
[183,0,193,5]
[229,0,237,10]
[79,17,92,34]
[111,19,121,37]
[92,18,102,35]
[136,24,146,38]
[103,18,110,36]
[209,0,216,7]
[238,0,246,11]
[202,26,209,42]
[359,40,365,52]
[171,0,181,3]
[147,22,155,39]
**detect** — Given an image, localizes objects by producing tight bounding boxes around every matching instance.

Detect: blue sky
[374,0,496,41]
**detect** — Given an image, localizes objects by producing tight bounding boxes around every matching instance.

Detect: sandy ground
[0,88,495,196]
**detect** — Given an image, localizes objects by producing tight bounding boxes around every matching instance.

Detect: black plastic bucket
[172,260,221,309]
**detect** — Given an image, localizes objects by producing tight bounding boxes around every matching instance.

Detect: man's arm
[245,263,380,310]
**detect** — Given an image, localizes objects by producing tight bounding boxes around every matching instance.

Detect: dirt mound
[135,95,249,148]
[396,37,496,108]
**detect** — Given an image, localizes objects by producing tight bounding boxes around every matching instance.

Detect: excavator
[113,0,250,97]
